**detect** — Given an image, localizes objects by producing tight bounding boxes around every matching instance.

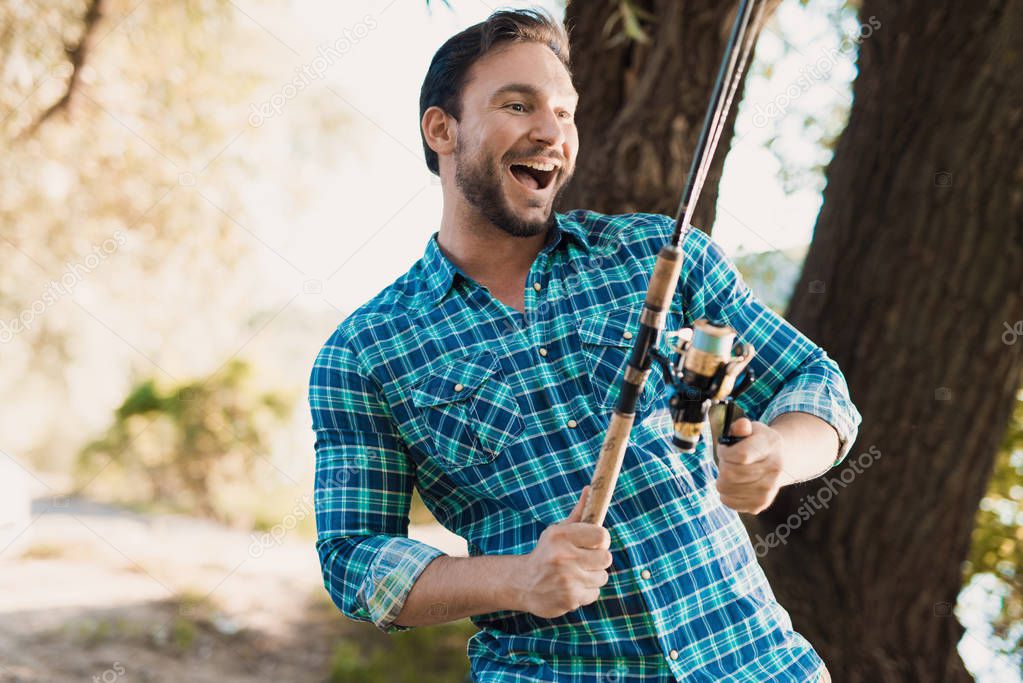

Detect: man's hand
[715,417,786,514]
[515,485,612,619]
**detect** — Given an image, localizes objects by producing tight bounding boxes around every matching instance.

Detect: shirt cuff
[356,536,446,633]
[759,382,861,469]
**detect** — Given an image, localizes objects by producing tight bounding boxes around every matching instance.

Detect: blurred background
[1,0,1020,681]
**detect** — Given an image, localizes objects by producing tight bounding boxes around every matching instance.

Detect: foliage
[602,0,656,47]
[0,0,340,469]
[75,358,293,522]
[329,620,477,683]
[0,0,260,349]
[733,245,808,314]
[965,390,1023,650]
[747,0,860,195]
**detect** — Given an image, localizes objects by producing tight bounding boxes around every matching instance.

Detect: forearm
[393,553,527,627]
[769,411,840,486]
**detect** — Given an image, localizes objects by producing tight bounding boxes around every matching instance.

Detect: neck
[436,198,550,297]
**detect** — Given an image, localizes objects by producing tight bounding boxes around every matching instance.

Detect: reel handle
[717,367,756,446]
[718,398,743,446]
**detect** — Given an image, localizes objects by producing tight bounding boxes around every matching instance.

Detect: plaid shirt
[310,210,861,682]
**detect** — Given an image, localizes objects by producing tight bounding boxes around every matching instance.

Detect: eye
[558,110,574,121]
[506,102,528,113]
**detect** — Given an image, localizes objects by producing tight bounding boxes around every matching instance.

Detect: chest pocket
[577,307,667,416]
[411,350,525,470]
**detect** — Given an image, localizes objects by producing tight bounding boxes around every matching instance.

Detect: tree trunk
[558,0,780,231]
[755,2,1023,681]
[563,0,1023,680]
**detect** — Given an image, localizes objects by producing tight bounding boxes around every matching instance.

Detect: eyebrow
[489,82,578,104]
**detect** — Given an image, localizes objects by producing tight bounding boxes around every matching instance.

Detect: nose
[529,106,567,149]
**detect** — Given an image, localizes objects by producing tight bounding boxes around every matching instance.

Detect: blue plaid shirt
[310,210,861,682]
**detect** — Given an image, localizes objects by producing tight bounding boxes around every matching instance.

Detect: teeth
[517,160,557,172]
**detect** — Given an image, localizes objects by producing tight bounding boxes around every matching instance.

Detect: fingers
[719,458,773,484]
[717,459,783,514]
[579,567,610,589]
[573,587,603,610]
[728,416,754,439]
[718,489,774,515]
[719,421,774,466]
[576,547,613,572]
[563,486,612,547]
[719,443,768,466]
[557,522,611,550]
[566,485,590,523]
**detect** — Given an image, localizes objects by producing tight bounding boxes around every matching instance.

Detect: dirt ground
[0,496,468,682]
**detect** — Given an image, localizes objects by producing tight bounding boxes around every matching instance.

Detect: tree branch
[23,0,106,137]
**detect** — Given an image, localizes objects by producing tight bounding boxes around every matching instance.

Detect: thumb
[566,485,590,523]
[728,416,754,439]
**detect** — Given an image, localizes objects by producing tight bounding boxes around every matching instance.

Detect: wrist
[498,554,530,612]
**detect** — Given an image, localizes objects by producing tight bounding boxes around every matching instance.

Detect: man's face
[452,41,579,238]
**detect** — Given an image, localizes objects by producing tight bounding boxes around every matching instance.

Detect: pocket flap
[577,308,638,347]
[412,350,500,407]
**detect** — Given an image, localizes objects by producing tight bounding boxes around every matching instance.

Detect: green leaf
[619,1,651,44]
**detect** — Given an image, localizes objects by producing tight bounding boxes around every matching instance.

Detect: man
[309,8,859,682]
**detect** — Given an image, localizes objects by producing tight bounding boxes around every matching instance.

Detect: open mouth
[508,161,558,193]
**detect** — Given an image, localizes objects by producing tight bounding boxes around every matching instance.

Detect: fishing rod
[581,0,768,526]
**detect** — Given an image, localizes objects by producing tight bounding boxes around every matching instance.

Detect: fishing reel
[648,319,757,453]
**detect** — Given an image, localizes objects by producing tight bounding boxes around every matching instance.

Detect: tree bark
[755,2,1023,681]
[558,0,780,232]
[563,0,1023,680]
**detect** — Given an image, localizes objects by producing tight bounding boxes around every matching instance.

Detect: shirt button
[538,347,548,357]
[533,282,542,292]
[622,331,634,340]
[454,383,464,392]
[567,419,578,429]
[668,649,679,661]
[640,569,651,580]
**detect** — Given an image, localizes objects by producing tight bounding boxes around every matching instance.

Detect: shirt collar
[420,212,591,307]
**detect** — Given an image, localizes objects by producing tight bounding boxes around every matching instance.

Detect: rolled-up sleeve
[680,224,862,468]
[309,326,445,633]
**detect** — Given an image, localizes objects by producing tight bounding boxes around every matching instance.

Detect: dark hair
[418,8,572,175]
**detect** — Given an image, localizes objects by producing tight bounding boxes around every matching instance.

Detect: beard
[454,135,571,239]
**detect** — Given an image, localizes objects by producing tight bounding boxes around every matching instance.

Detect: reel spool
[649,319,757,453]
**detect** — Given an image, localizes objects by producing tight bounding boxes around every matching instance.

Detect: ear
[422,106,457,162]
